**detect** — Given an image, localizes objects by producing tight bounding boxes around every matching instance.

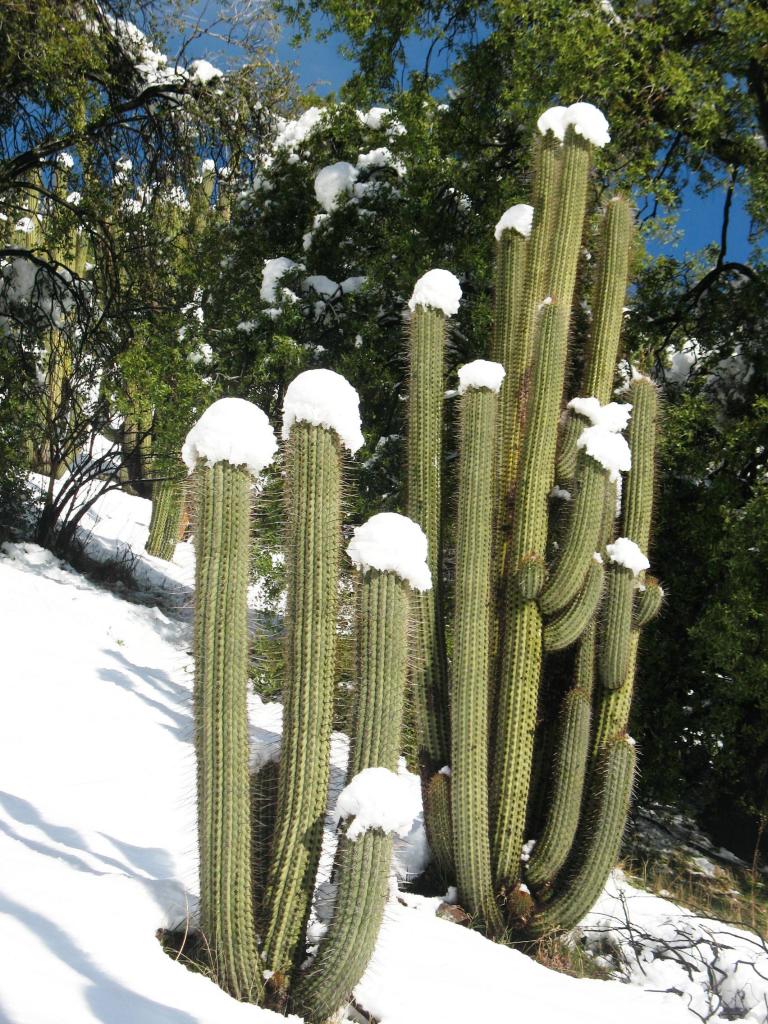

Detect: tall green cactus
[182,397,277,1001]
[262,369,363,992]
[146,474,185,561]
[294,513,429,1022]
[406,269,461,879]
[452,362,506,935]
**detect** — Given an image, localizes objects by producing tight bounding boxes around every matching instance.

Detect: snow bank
[495,203,534,240]
[346,512,431,591]
[606,537,650,576]
[408,269,462,316]
[282,368,364,454]
[181,397,277,477]
[335,767,422,841]
[457,359,506,394]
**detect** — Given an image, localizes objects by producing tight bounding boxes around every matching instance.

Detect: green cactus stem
[542,557,605,653]
[185,397,277,1002]
[598,564,636,690]
[192,459,264,1002]
[294,568,411,1022]
[634,577,664,628]
[406,300,451,775]
[262,418,344,981]
[526,736,636,936]
[146,476,185,561]
[452,368,505,935]
[526,625,595,893]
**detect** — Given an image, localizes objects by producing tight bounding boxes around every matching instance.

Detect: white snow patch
[495,203,534,240]
[356,148,405,175]
[568,396,632,433]
[282,368,364,454]
[260,256,300,304]
[606,537,650,576]
[577,428,631,482]
[346,512,431,592]
[182,397,278,477]
[537,102,611,147]
[457,359,506,394]
[275,107,325,150]
[314,161,358,212]
[408,269,462,316]
[188,59,223,84]
[335,767,422,841]
[550,485,572,501]
[360,107,390,130]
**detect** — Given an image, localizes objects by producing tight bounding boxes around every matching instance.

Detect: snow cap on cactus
[537,102,611,148]
[568,396,632,433]
[570,396,632,482]
[408,269,462,316]
[494,204,534,241]
[606,537,650,576]
[346,512,432,591]
[282,368,364,453]
[182,397,277,477]
[334,766,422,841]
[457,359,506,395]
[314,161,358,212]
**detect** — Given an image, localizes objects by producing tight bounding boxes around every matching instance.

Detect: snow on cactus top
[408,269,462,317]
[282,368,364,453]
[335,766,422,841]
[569,396,632,482]
[346,512,431,591]
[494,203,534,240]
[606,537,650,576]
[314,161,358,212]
[457,360,506,395]
[182,397,277,477]
[537,102,611,148]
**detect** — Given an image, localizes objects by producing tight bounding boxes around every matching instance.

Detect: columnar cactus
[182,397,277,1001]
[451,361,506,935]
[146,475,185,561]
[294,513,430,1022]
[406,268,461,878]
[262,369,363,989]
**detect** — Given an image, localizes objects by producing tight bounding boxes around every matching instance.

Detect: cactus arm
[193,460,264,1001]
[634,577,664,628]
[598,565,636,690]
[526,625,595,893]
[542,557,605,653]
[526,737,636,936]
[262,420,343,980]
[452,375,505,935]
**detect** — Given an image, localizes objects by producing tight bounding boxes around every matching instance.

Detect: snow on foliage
[260,256,300,303]
[335,766,423,841]
[606,537,650,576]
[408,269,462,316]
[537,102,611,147]
[282,368,364,453]
[181,397,277,477]
[494,203,534,240]
[314,161,359,212]
[457,359,506,394]
[346,512,432,591]
[274,107,325,151]
[188,59,223,84]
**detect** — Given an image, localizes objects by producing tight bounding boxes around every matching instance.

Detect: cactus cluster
[182,101,663,1022]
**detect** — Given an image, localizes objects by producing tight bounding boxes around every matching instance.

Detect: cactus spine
[452,369,505,934]
[192,458,264,1001]
[295,546,414,1022]
[262,418,343,982]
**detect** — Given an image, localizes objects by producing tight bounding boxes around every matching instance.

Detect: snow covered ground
[1,485,765,1023]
